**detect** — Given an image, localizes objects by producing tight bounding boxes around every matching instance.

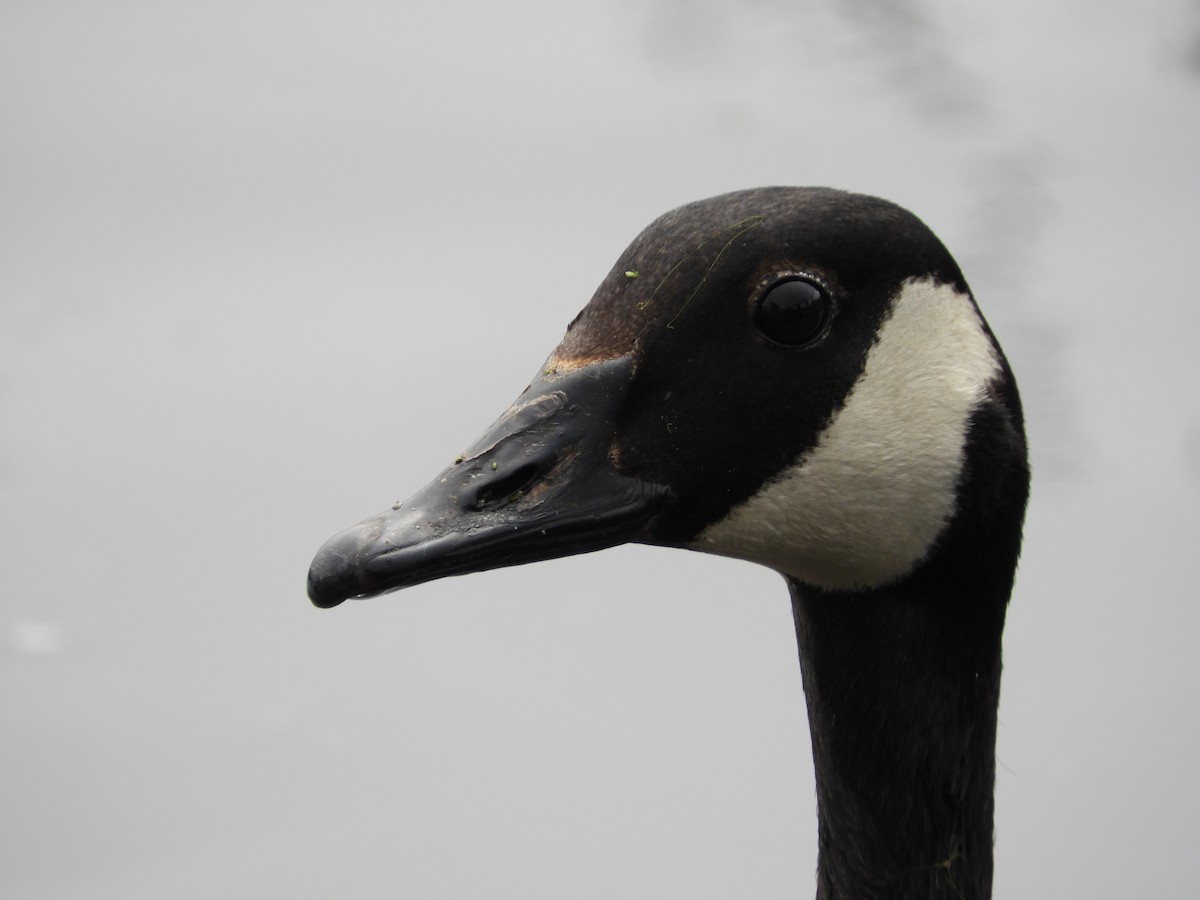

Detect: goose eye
[753,277,832,348]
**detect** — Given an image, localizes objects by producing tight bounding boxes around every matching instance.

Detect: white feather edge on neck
[694,277,1003,591]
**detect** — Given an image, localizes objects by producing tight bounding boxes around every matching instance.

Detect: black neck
[788,564,1009,900]
[784,389,1028,899]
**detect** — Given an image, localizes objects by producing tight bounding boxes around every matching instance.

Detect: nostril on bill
[472,461,545,510]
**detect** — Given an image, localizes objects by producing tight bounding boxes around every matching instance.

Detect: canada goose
[307,187,1029,900]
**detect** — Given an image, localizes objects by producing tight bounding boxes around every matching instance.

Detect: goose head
[309,187,1026,607]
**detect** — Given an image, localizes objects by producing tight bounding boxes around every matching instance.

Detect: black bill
[307,356,671,608]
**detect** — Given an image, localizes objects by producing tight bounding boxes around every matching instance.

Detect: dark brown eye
[754,277,832,347]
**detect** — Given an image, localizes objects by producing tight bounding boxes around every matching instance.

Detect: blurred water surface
[3,1,1198,897]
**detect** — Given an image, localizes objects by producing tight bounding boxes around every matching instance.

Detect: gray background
[3,1,1198,897]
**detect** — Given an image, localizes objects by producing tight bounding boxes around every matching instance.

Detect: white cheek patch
[694,277,1002,591]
